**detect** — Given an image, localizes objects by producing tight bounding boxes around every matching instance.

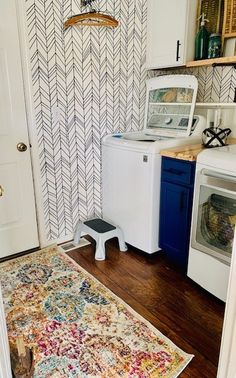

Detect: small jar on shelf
[208,33,221,58]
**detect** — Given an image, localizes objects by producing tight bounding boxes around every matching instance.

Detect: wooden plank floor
[68,237,225,378]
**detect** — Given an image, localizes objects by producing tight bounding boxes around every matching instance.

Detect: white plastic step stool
[74,218,128,260]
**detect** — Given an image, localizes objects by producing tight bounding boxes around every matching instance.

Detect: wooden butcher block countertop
[160,138,236,161]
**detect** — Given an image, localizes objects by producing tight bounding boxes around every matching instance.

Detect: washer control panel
[164,117,172,125]
[148,114,188,129]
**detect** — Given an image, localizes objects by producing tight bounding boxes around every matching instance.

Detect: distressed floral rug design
[0,246,193,377]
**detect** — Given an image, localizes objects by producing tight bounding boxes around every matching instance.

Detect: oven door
[191,169,236,265]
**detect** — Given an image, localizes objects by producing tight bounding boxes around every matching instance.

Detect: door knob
[17,142,27,152]
[0,185,4,197]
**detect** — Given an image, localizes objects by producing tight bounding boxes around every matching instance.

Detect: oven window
[195,185,236,261]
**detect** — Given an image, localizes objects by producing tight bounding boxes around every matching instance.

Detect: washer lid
[144,75,198,138]
[102,131,169,153]
[102,132,202,154]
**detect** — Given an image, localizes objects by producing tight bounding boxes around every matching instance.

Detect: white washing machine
[188,145,236,302]
[102,75,206,254]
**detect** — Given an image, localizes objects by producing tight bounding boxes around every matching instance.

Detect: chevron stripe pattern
[26,0,147,241]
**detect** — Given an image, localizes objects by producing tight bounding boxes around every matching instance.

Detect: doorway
[0,1,39,258]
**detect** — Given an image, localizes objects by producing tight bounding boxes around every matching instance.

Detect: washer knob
[165,117,172,125]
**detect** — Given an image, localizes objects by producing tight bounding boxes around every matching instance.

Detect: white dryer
[188,145,236,301]
[102,75,206,254]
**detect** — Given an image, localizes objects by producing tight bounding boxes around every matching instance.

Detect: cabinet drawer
[161,157,195,185]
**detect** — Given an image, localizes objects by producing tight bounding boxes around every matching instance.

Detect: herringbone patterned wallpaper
[26,0,235,242]
[26,0,147,241]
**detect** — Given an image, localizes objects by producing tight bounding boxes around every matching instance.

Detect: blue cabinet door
[159,181,193,269]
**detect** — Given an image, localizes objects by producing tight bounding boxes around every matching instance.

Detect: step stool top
[84,218,116,233]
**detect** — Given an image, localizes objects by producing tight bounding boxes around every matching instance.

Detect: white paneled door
[0,1,38,257]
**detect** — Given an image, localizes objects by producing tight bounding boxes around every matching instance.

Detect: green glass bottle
[195,13,209,60]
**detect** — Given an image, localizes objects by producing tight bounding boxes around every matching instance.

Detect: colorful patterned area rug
[0,246,193,377]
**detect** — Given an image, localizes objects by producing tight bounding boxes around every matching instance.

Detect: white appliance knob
[165,117,172,124]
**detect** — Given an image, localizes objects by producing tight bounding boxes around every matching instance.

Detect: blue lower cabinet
[159,157,196,271]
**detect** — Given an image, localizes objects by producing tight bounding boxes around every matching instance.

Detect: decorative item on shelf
[197,0,224,35]
[195,0,224,61]
[202,109,232,147]
[202,126,231,147]
[208,33,222,58]
[195,13,209,60]
[202,114,232,147]
[64,0,118,29]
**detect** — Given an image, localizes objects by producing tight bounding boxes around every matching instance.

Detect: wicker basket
[197,0,224,34]
[222,0,236,37]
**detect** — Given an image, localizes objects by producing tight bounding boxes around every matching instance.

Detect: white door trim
[0,286,12,378]
[15,0,48,247]
[217,229,236,378]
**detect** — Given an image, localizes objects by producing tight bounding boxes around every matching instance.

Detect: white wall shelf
[150,102,192,106]
[196,102,236,108]
[187,56,236,68]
